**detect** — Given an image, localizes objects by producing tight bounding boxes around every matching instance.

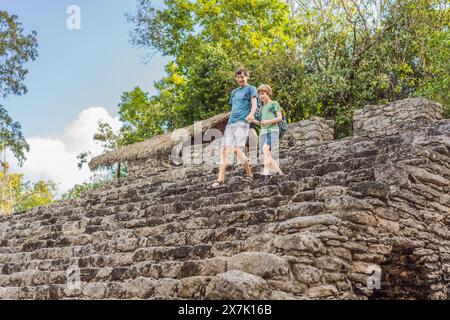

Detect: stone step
[1,180,351,246]
[0,274,214,299]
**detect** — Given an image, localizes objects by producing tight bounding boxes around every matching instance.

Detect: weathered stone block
[227,252,289,279]
[274,233,325,254]
[306,285,338,299]
[124,277,156,299]
[205,270,269,300]
[354,98,443,138]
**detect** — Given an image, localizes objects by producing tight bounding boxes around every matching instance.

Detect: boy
[211,67,257,188]
[256,84,284,181]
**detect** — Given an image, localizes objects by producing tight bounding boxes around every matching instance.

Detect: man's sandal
[242,175,254,183]
[210,180,226,189]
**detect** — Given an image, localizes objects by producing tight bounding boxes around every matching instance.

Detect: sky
[0,0,170,196]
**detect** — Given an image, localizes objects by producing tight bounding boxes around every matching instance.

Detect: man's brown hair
[235,67,249,77]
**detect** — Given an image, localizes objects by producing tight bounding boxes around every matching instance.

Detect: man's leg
[248,128,259,166]
[234,147,253,177]
[217,146,228,182]
[216,125,235,183]
[234,123,253,178]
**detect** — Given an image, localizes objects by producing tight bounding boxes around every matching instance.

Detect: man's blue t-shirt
[228,85,257,125]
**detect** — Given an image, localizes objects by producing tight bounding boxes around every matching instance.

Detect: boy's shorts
[259,131,280,156]
[222,122,250,148]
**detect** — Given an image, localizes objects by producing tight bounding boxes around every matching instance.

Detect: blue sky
[0,0,169,137]
[0,0,171,194]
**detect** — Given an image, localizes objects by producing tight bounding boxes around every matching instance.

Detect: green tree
[0,170,20,214]
[128,0,295,61]
[118,87,166,144]
[0,11,38,167]
[0,11,38,98]
[126,0,448,140]
[0,107,29,166]
[286,0,449,136]
[158,44,236,128]
[62,174,108,201]
[77,120,129,178]
[16,179,58,212]
[128,0,297,130]
[1,171,57,215]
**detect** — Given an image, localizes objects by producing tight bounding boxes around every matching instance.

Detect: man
[211,67,257,188]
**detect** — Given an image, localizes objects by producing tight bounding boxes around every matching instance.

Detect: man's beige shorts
[222,122,250,148]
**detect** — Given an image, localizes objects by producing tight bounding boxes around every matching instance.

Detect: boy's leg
[263,144,272,176]
[269,157,284,175]
[268,132,283,175]
[258,133,266,175]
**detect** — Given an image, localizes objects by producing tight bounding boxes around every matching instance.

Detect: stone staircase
[0,98,449,300]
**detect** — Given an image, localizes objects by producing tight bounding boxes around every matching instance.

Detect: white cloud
[63,107,121,154]
[8,107,121,197]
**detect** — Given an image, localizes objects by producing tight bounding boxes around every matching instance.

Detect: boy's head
[235,67,249,87]
[257,84,272,102]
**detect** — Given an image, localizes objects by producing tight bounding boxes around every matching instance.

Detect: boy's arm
[262,102,282,126]
[273,111,283,124]
[264,111,282,125]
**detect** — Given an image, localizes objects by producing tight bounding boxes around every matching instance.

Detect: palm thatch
[89,112,230,171]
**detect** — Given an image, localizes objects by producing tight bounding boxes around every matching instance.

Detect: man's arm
[246,97,257,123]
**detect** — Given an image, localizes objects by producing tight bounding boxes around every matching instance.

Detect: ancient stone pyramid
[0,97,449,300]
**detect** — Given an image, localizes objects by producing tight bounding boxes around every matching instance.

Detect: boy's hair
[257,84,273,96]
[235,67,249,77]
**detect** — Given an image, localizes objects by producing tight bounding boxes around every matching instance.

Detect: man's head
[257,84,272,103]
[235,67,249,87]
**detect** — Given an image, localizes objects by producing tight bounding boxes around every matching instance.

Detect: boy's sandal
[210,181,226,189]
[273,172,285,176]
[242,175,254,183]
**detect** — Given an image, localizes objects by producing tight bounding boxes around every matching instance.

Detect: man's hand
[246,113,255,123]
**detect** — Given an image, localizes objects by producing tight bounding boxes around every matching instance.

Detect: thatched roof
[89,112,230,170]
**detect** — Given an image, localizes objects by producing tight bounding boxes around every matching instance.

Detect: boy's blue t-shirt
[228,85,257,125]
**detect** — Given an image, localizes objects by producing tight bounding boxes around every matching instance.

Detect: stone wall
[353,98,443,138]
[0,98,449,300]
[127,116,335,178]
[127,153,173,179]
[281,116,334,149]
